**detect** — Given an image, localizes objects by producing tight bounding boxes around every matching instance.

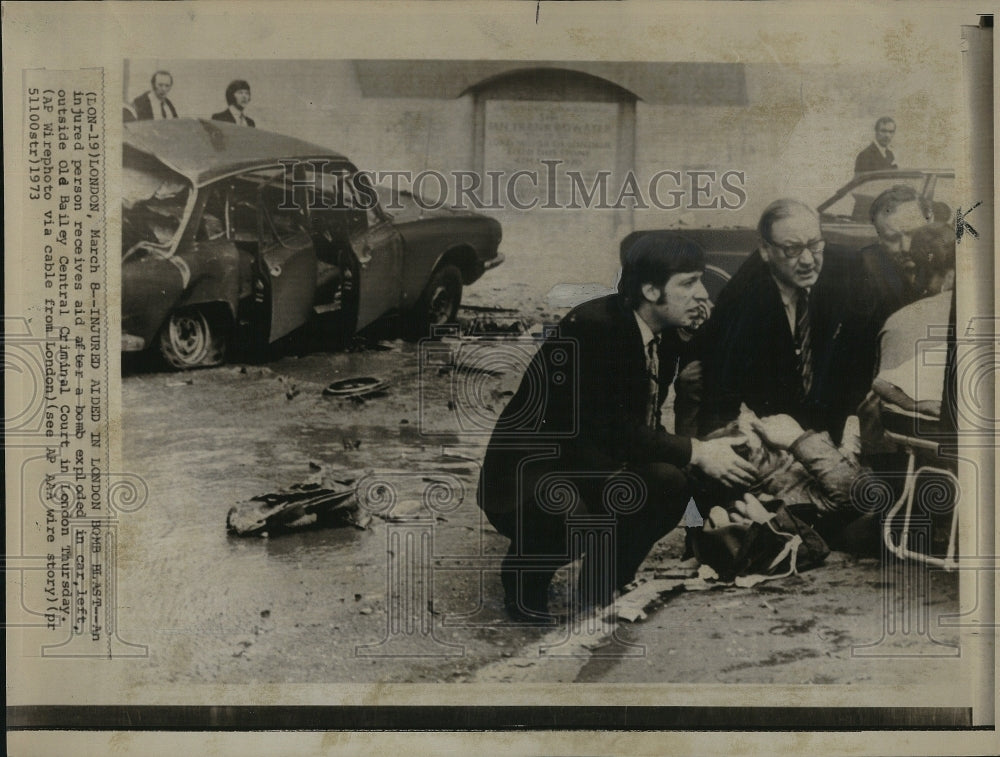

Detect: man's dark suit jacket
[132,92,177,120]
[850,242,920,383]
[697,249,871,444]
[854,142,896,174]
[478,294,691,519]
[211,109,256,128]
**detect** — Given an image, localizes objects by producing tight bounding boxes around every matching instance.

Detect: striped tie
[647,336,660,428]
[795,288,812,396]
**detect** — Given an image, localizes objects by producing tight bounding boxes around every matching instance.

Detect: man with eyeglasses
[696,199,867,445]
[854,117,898,175]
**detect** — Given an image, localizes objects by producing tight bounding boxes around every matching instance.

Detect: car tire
[409,264,462,340]
[159,307,227,369]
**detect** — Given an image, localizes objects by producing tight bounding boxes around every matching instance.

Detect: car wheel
[159,307,227,369]
[410,264,462,339]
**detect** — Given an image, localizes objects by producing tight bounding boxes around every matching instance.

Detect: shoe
[501,552,555,623]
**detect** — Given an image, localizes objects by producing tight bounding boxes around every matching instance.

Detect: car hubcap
[169,312,210,364]
[429,286,453,324]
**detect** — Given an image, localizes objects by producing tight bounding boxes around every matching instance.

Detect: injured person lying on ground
[697,221,959,576]
[695,406,881,561]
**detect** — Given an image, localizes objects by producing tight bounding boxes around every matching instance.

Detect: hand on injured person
[705,492,777,530]
[689,435,758,488]
[700,406,865,517]
[750,413,806,450]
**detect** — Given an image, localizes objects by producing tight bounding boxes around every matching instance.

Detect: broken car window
[121,149,191,254]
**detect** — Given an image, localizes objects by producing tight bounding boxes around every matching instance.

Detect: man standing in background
[132,70,178,120]
[854,116,898,174]
[212,80,256,127]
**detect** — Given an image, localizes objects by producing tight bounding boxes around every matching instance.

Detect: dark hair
[757,199,817,246]
[225,79,251,106]
[151,70,173,87]
[875,116,895,131]
[911,222,955,277]
[869,185,931,227]
[618,232,705,307]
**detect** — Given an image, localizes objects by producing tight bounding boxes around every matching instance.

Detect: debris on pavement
[614,578,686,622]
[697,563,720,581]
[459,304,520,314]
[226,470,372,536]
[463,317,529,337]
[323,376,389,399]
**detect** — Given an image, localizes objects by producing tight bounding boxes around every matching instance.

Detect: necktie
[238,114,246,126]
[161,100,168,119]
[795,289,812,396]
[647,335,660,428]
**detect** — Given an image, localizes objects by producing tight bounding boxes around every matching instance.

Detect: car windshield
[122,148,192,254]
[821,174,954,224]
[928,176,955,221]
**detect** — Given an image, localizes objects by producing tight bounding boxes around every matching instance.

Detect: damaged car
[122,119,504,368]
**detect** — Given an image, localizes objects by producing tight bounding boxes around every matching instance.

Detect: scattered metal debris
[226,472,370,537]
[323,376,389,399]
[459,304,520,314]
[463,317,528,337]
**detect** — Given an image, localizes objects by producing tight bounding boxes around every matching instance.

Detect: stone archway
[466,68,638,294]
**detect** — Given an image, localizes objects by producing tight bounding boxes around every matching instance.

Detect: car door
[257,177,318,342]
[346,178,404,332]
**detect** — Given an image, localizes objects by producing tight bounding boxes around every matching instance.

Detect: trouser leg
[484,461,690,616]
[578,462,691,602]
[487,505,571,618]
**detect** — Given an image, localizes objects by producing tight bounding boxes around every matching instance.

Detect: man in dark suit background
[478,233,757,620]
[859,184,934,316]
[854,116,898,174]
[132,71,178,121]
[849,184,934,397]
[697,200,870,445]
[211,80,255,127]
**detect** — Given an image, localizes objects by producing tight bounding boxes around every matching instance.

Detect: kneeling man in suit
[478,233,757,620]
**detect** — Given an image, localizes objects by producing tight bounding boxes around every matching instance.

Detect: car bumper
[121,333,146,352]
[483,252,505,271]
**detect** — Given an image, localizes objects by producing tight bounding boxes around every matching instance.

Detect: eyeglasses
[767,239,826,259]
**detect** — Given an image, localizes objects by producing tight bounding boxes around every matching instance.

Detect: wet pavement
[119,282,962,686]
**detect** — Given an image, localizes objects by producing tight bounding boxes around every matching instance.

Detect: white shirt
[634,311,661,428]
[633,310,657,354]
[876,290,952,404]
[771,275,808,336]
[871,140,895,162]
[229,104,249,126]
[147,91,170,120]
